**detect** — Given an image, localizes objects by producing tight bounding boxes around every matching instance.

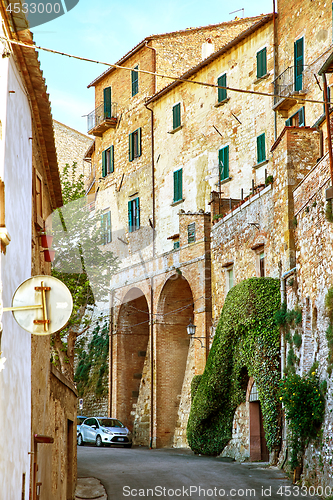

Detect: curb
[75,477,107,500]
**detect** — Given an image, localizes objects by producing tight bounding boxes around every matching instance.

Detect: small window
[103,86,112,118]
[285,107,305,127]
[217,73,227,102]
[218,145,229,181]
[294,37,304,92]
[173,240,180,250]
[256,48,267,79]
[131,65,139,96]
[187,222,195,243]
[259,251,265,277]
[172,103,181,130]
[173,168,183,202]
[129,128,142,161]
[226,267,234,292]
[102,146,114,177]
[101,211,111,244]
[128,197,140,232]
[256,133,266,164]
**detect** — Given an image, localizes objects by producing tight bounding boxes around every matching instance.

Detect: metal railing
[273,67,294,105]
[87,102,118,132]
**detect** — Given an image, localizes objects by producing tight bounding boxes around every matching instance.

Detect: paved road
[77,446,319,500]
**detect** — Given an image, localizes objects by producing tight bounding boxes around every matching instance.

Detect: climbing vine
[74,320,109,398]
[274,302,302,375]
[187,277,281,456]
[325,288,333,376]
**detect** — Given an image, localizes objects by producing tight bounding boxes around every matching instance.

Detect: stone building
[0,6,77,500]
[84,14,274,449]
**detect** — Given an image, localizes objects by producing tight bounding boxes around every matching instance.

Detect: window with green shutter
[256,48,267,79]
[218,146,229,181]
[129,129,142,161]
[132,65,139,96]
[285,107,305,127]
[128,197,140,232]
[294,38,304,92]
[103,87,112,118]
[173,240,180,250]
[188,222,195,244]
[217,73,227,102]
[173,168,183,202]
[101,211,111,244]
[172,103,181,130]
[102,146,114,177]
[256,133,266,164]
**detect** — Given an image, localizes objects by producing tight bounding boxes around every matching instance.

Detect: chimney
[202,38,214,60]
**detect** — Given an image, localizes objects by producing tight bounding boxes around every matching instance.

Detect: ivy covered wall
[187,277,281,456]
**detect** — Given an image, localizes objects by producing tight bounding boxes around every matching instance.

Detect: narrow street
[77,446,320,500]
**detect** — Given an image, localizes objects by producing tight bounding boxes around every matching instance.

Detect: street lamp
[187,318,197,336]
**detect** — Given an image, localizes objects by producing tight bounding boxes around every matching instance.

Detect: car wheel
[124,443,132,448]
[77,434,84,446]
[96,435,103,447]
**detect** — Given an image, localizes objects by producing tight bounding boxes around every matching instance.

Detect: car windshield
[98,418,124,428]
[77,417,86,425]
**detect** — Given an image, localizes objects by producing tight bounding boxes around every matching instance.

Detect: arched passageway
[156,274,193,447]
[116,288,149,431]
[247,379,269,462]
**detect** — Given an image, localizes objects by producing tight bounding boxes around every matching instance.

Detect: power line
[1,35,330,107]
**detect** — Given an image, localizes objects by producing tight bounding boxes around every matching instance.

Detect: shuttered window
[172,103,181,130]
[294,38,304,92]
[102,145,114,177]
[101,211,111,244]
[285,107,305,127]
[256,133,266,164]
[256,48,267,79]
[129,129,142,161]
[173,169,183,202]
[128,197,140,232]
[132,65,139,96]
[188,222,195,243]
[217,73,227,102]
[103,86,112,118]
[218,146,229,181]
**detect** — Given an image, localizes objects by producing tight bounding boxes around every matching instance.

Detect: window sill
[253,73,270,84]
[220,176,232,185]
[168,125,183,134]
[214,97,230,108]
[171,198,185,207]
[253,159,269,170]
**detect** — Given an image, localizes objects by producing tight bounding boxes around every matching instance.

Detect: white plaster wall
[0,53,32,499]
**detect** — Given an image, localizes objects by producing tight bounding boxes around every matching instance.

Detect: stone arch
[156,273,194,447]
[116,287,150,431]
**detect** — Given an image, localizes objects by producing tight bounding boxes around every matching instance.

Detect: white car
[77,416,132,448]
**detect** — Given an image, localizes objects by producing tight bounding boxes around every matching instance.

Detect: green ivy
[325,200,333,223]
[74,320,109,398]
[274,303,302,376]
[187,277,281,456]
[325,288,333,376]
[279,372,325,470]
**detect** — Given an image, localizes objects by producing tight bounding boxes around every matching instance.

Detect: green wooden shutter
[104,87,111,118]
[285,117,292,126]
[110,145,114,173]
[137,128,142,157]
[173,103,181,129]
[219,146,229,180]
[257,134,266,163]
[257,48,267,79]
[128,200,133,232]
[129,133,133,161]
[102,150,107,177]
[132,66,139,96]
[135,197,140,230]
[173,169,182,202]
[294,38,304,92]
[298,107,305,126]
[218,74,227,102]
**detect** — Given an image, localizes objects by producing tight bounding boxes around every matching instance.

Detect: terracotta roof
[87,14,270,88]
[146,14,274,104]
[1,4,63,209]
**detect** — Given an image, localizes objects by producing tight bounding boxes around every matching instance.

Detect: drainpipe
[280,267,296,378]
[273,0,278,141]
[109,290,114,418]
[322,73,333,191]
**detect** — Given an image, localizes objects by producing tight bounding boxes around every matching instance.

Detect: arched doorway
[247,378,269,461]
[116,288,149,431]
[156,274,193,447]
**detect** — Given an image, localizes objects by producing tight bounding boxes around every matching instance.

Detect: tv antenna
[229,8,245,17]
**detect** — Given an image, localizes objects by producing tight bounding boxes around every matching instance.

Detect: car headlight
[103,429,113,435]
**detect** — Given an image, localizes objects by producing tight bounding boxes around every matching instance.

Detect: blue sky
[32,0,273,134]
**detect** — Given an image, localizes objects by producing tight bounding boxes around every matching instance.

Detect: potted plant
[40,233,53,248]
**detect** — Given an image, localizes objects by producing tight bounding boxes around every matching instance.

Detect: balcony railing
[273,67,294,106]
[87,102,118,136]
[273,66,308,116]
